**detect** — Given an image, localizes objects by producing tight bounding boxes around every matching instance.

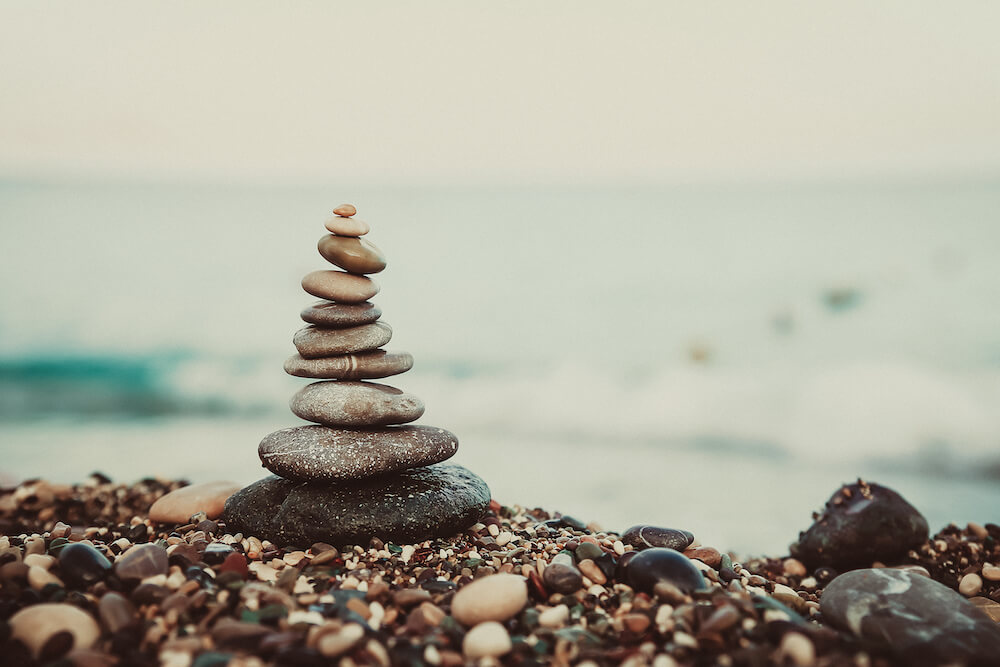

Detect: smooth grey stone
[258,424,458,481]
[621,525,694,552]
[223,464,490,545]
[290,380,424,427]
[822,568,1000,666]
[624,547,707,594]
[300,301,381,328]
[543,552,583,594]
[791,481,928,569]
[293,322,392,359]
[284,350,412,380]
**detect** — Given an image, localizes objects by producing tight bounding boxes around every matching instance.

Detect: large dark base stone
[223,464,490,546]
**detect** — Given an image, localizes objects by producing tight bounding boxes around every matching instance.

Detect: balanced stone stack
[224,205,490,545]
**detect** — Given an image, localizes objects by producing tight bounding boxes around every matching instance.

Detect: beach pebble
[538,604,569,628]
[332,204,357,218]
[149,481,240,523]
[451,573,528,626]
[791,481,928,569]
[982,563,1000,581]
[224,464,490,545]
[292,322,392,359]
[300,300,381,328]
[779,632,815,666]
[290,380,424,427]
[114,543,168,581]
[9,603,100,659]
[302,270,379,303]
[625,548,707,595]
[543,553,584,594]
[318,235,386,274]
[970,597,1000,623]
[57,543,111,588]
[28,565,62,590]
[783,558,808,577]
[284,350,413,380]
[684,546,721,568]
[621,525,694,552]
[821,568,1000,664]
[98,592,137,634]
[578,559,607,584]
[462,621,512,659]
[574,541,604,561]
[960,573,984,597]
[259,424,458,482]
[317,623,365,657]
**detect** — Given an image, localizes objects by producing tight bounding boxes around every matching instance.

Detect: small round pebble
[960,573,984,597]
[779,632,816,666]
[9,603,100,659]
[982,563,1000,582]
[333,204,357,217]
[463,621,512,659]
[451,573,528,626]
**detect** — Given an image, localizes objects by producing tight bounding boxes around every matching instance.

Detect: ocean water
[2,179,1000,554]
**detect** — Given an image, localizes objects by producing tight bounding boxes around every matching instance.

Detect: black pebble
[57,543,112,588]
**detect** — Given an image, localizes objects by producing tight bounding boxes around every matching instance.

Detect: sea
[2,178,1000,555]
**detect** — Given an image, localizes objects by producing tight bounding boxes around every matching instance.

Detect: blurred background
[2,2,1000,553]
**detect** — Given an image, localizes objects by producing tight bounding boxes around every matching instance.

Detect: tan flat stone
[293,322,392,359]
[332,204,357,217]
[302,271,378,303]
[317,235,386,274]
[149,481,241,523]
[284,350,413,379]
[290,380,424,427]
[325,216,370,237]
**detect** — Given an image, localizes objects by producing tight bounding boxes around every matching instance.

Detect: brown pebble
[684,546,722,569]
[333,204,357,217]
[783,558,808,577]
[393,588,431,608]
[301,270,379,304]
[622,613,651,634]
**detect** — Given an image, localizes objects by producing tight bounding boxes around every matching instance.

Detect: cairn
[224,205,490,545]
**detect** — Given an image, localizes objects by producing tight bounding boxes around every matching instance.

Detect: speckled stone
[284,350,413,380]
[258,425,458,481]
[318,235,387,274]
[301,271,378,303]
[223,464,490,545]
[290,380,424,427]
[326,215,369,237]
[292,322,393,359]
[300,301,382,328]
[621,525,694,552]
[821,568,1000,665]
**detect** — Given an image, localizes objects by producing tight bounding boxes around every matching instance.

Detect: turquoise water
[2,179,1000,552]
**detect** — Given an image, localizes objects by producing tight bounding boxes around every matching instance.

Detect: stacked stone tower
[224,205,490,545]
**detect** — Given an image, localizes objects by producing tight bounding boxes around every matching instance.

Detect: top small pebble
[333,204,357,217]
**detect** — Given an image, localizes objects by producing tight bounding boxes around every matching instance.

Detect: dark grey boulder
[821,568,1000,666]
[223,464,489,546]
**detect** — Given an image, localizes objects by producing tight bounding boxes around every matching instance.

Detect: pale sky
[2,1,999,185]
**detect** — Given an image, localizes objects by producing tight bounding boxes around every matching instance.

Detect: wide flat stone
[223,464,491,545]
[258,424,458,481]
[318,235,386,274]
[300,301,382,328]
[149,481,241,523]
[821,568,1000,665]
[292,322,393,359]
[325,215,369,237]
[301,270,378,303]
[290,380,424,427]
[285,350,413,379]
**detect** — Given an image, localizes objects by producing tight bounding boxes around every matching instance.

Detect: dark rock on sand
[821,568,1000,666]
[258,425,458,482]
[57,543,111,588]
[284,350,413,380]
[625,547,707,594]
[300,301,382,328]
[621,525,694,552]
[223,464,490,545]
[791,480,928,569]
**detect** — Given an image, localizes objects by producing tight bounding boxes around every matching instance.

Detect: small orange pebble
[333,204,357,217]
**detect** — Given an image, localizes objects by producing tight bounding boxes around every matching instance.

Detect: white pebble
[538,604,569,628]
[959,573,983,597]
[463,621,512,659]
[779,632,815,666]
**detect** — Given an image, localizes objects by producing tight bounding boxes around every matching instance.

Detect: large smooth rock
[791,481,928,569]
[258,424,458,481]
[114,543,168,581]
[451,574,528,626]
[290,381,424,427]
[300,301,381,328]
[284,350,413,380]
[821,568,1000,666]
[301,270,378,303]
[223,464,490,545]
[149,481,241,522]
[292,322,392,359]
[9,603,100,659]
[318,235,386,274]
[624,547,708,594]
[57,543,111,588]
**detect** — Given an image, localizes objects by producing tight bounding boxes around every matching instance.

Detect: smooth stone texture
[625,547,708,595]
[9,603,100,659]
[543,552,584,594]
[284,350,413,380]
[223,464,490,545]
[114,543,168,581]
[290,381,424,427]
[292,322,392,359]
[259,425,458,482]
[300,301,381,328]
[301,271,378,303]
[57,543,111,588]
[821,568,1000,665]
[325,215,370,237]
[332,204,357,217]
[791,481,928,569]
[463,621,512,660]
[621,525,694,552]
[318,235,386,274]
[98,592,136,634]
[451,574,528,626]
[149,481,241,523]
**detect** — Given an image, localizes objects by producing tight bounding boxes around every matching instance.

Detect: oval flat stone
[300,300,381,328]
[624,547,707,594]
[318,235,386,274]
[9,603,100,659]
[292,322,392,359]
[258,424,458,481]
[284,350,413,380]
[148,481,241,523]
[223,464,491,545]
[302,271,378,303]
[621,525,694,552]
[325,216,369,237]
[290,380,424,427]
[332,204,357,217]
